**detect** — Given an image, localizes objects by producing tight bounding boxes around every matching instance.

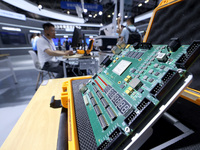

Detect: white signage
[0,9,26,21]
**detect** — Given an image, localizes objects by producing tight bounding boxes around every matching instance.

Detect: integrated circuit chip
[96,91,103,99]
[90,98,97,106]
[94,105,102,116]
[101,98,109,108]
[112,60,132,76]
[129,78,143,89]
[120,84,125,89]
[106,107,117,121]
[98,115,108,130]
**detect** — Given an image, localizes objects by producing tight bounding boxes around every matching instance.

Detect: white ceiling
[2,0,85,23]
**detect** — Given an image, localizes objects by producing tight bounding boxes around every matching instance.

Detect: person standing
[120,16,142,44]
[37,23,73,78]
[65,38,70,50]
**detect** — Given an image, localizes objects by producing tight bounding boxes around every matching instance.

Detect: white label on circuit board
[112,60,132,75]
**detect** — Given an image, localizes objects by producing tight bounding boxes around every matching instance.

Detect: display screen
[0,32,27,45]
[85,38,90,45]
[53,38,72,46]
[52,38,59,46]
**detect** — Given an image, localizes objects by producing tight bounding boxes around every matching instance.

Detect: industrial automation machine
[59,0,200,149]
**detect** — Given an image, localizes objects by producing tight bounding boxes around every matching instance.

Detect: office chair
[28,50,55,90]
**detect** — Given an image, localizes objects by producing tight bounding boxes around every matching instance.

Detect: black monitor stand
[82,34,90,56]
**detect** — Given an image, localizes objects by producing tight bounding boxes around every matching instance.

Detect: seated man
[37,23,73,78]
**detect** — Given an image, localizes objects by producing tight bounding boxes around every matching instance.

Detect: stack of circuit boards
[80,40,200,150]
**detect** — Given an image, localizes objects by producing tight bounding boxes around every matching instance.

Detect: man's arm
[120,28,126,41]
[44,48,73,56]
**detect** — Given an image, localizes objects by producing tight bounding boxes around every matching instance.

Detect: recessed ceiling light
[108,15,111,18]
[83,9,88,13]
[38,4,42,10]
[138,3,142,7]
[145,0,149,3]
[99,11,103,15]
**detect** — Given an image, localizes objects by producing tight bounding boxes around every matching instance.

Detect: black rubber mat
[72,79,97,150]
[147,0,200,45]
[147,0,200,90]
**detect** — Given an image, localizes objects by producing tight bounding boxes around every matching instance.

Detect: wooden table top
[0,54,9,57]
[1,78,70,150]
[63,54,98,59]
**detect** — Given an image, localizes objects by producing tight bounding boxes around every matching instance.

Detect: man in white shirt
[37,23,73,78]
[120,16,142,44]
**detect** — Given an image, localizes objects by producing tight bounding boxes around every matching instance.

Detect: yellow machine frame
[61,76,92,150]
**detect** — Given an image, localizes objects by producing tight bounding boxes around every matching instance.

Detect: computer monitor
[0,31,27,45]
[52,38,59,46]
[71,27,82,48]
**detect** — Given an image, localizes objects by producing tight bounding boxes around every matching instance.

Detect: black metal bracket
[50,96,62,108]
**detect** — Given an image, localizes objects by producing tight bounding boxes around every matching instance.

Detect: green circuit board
[80,41,200,150]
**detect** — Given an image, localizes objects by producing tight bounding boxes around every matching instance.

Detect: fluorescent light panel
[29,30,41,33]
[2,26,21,31]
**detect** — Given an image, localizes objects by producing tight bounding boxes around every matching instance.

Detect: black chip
[135,52,144,59]
[131,69,136,73]
[96,91,103,99]
[101,98,109,108]
[88,92,93,99]
[160,65,165,69]
[106,107,117,121]
[154,72,160,76]
[94,105,102,116]
[125,51,131,57]
[139,70,144,74]
[120,84,125,89]
[154,64,159,68]
[131,52,138,58]
[149,69,153,74]
[136,75,140,78]
[147,62,151,66]
[143,66,148,70]
[149,78,154,83]
[90,98,97,106]
[128,51,135,57]
[138,88,144,93]
[98,115,108,130]
[93,86,99,93]
[143,75,148,80]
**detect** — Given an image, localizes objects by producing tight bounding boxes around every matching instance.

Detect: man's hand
[117,17,121,24]
[64,50,74,56]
